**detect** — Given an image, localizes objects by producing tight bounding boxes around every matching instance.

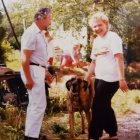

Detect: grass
[6,50,21,71]
[0,87,140,139]
[112,89,140,115]
[1,57,140,139]
[0,105,25,140]
[42,88,140,139]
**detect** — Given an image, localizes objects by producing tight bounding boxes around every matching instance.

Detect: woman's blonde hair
[89,12,109,28]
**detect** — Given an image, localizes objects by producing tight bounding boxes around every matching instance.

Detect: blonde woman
[85,12,128,140]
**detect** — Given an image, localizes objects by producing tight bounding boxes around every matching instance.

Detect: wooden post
[1,0,20,49]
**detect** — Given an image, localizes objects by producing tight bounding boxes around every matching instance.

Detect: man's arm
[114,53,128,93]
[21,49,34,90]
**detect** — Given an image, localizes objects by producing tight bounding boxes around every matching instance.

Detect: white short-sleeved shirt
[21,23,48,67]
[90,31,123,82]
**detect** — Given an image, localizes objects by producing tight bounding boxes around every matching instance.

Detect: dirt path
[75,111,140,140]
[116,104,140,140]
[44,108,140,140]
[117,113,140,140]
[44,68,140,140]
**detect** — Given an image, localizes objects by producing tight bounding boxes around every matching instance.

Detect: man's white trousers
[21,65,46,138]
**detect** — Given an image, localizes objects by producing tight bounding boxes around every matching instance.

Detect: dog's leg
[85,110,91,132]
[80,111,85,134]
[66,92,75,139]
[69,112,75,138]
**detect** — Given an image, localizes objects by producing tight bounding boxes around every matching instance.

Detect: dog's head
[66,77,88,93]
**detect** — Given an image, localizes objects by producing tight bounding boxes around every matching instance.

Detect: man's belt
[30,62,46,68]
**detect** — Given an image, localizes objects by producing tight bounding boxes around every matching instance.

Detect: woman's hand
[119,79,128,93]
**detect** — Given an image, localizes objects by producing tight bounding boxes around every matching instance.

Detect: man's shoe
[24,136,38,140]
[39,135,47,140]
[109,136,118,140]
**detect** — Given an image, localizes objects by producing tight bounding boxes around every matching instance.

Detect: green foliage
[106,0,140,63]
[52,0,93,31]
[0,40,14,64]
[0,107,5,120]
[134,96,140,104]
[1,0,140,64]
[0,12,3,23]
[0,11,18,65]
[46,96,67,115]
[84,44,92,62]
[8,36,20,49]
[51,122,68,139]
[126,72,140,79]
[2,0,51,49]
[0,27,6,42]
[6,50,21,71]
[0,106,25,140]
[0,12,6,64]
[112,90,140,115]
[51,122,68,133]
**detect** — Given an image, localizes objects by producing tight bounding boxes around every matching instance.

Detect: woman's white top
[90,31,123,82]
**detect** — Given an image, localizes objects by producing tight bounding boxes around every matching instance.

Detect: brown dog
[66,77,94,138]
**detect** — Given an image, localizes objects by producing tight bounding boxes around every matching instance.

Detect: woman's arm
[114,53,128,93]
[84,60,95,81]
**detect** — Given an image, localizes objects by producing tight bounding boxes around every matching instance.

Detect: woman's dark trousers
[88,79,119,140]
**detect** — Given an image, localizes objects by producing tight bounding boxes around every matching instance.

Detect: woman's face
[92,18,108,37]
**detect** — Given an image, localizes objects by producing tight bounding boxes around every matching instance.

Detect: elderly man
[20,8,52,140]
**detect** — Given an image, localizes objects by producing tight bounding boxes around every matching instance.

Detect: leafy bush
[46,96,67,115]
[51,122,68,139]
[134,96,140,104]
[0,105,25,140]
[112,90,140,115]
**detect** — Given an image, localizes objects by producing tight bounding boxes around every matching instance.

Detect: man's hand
[45,70,54,85]
[25,78,34,90]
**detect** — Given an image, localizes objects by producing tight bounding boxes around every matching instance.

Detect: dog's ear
[66,78,74,91]
[83,80,88,91]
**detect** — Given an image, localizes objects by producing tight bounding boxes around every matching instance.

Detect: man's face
[92,18,108,37]
[41,13,52,29]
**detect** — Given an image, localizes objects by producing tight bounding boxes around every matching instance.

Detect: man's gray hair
[34,7,51,22]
